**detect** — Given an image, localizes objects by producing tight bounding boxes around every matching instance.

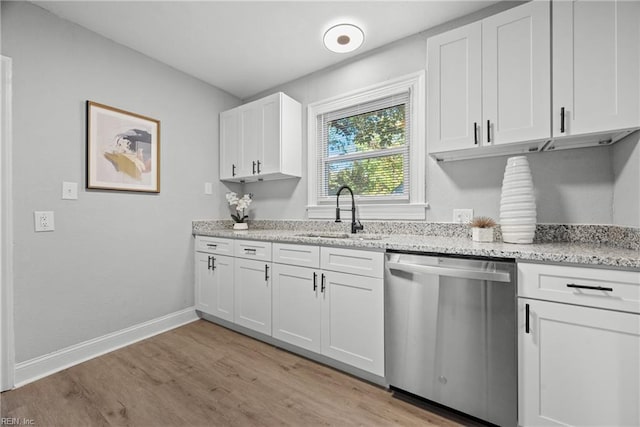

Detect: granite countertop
[194,228,640,270]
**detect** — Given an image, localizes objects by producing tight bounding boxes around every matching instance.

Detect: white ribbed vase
[499,156,536,244]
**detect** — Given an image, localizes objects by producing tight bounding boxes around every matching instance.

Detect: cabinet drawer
[273,243,320,268]
[195,236,234,255]
[518,262,640,314]
[234,239,272,261]
[321,247,384,278]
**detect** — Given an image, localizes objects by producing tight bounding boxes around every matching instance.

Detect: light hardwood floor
[1,320,468,426]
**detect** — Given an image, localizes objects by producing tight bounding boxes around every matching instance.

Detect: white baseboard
[14,307,198,388]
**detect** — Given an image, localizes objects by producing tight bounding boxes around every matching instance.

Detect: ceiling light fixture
[323,23,364,53]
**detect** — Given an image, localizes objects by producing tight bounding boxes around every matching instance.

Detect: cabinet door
[518,299,640,426]
[553,0,640,137]
[482,0,550,145]
[219,110,241,180]
[240,106,260,177]
[234,258,272,335]
[257,94,281,176]
[321,271,384,376]
[427,22,482,153]
[272,264,321,352]
[195,253,234,321]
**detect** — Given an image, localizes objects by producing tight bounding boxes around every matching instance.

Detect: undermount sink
[296,232,386,241]
[296,232,351,239]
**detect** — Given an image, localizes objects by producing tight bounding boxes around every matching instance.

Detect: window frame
[307,71,426,220]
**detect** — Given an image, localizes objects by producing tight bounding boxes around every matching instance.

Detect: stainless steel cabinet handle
[566,283,613,292]
[211,256,216,270]
[265,264,269,281]
[313,272,318,291]
[207,256,213,270]
[387,261,511,283]
[487,120,491,143]
[257,160,261,174]
[232,164,236,177]
[206,243,217,248]
[560,107,565,133]
[321,273,326,293]
[525,303,530,334]
[252,161,256,175]
[244,248,257,254]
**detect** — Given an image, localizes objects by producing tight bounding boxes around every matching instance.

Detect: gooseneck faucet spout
[335,185,364,234]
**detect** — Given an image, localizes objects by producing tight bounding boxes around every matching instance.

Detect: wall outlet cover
[62,181,78,200]
[34,211,55,232]
[453,208,474,224]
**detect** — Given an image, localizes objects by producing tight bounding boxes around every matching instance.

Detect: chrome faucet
[335,185,364,234]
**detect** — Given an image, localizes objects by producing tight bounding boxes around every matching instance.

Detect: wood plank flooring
[1,320,467,426]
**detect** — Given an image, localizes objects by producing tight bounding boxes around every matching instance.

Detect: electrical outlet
[34,211,55,232]
[453,208,473,224]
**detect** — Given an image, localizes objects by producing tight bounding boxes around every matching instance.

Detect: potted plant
[226,192,252,230]
[469,216,496,242]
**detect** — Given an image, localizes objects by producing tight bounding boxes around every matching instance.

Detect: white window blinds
[316,90,411,203]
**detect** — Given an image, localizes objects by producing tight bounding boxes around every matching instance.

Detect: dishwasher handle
[387,261,511,283]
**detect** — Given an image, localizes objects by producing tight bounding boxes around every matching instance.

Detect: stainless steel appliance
[385,252,517,426]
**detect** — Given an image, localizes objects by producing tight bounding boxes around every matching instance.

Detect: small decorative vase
[472,227,494,242]
[499,156,536,244]
[233,222,248,230]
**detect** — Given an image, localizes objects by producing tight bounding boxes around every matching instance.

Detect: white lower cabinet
[196,237,384,377]
[518,299,640,426]
[320,270,384,376]
[272,264,321,352]
[272,243,384,376]
[234,258,272,335]
[195,252,234,321]
[195,237,235,321]
[518,263,640,427]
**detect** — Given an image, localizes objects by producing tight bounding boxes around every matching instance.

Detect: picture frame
[86,101,160,193]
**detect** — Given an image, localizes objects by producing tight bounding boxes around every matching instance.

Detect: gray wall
[244,5,618,224]
[2,2,240,362]
[612,132,640,227]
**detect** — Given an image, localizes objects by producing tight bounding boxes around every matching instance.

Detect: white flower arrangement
[226,192,253,223]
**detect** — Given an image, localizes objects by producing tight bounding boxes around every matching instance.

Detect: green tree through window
[326,104,407,196]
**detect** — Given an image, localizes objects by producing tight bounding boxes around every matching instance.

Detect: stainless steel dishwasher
[385,252,517,427]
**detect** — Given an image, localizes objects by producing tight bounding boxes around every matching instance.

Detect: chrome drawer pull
[206,243,217,248]
[566,283,613,292]
[244,248,257,253]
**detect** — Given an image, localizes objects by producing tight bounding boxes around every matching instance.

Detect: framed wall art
[86,101,160,192]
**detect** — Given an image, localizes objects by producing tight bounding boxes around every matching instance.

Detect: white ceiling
[33,1,501,99]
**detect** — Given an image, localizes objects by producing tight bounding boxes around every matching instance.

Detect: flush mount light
[323,23,364,53]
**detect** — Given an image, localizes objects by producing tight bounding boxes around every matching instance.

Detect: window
[318,93,410,202]
[307,71,426,220]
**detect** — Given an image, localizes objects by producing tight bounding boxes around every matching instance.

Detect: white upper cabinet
[428,1,550,160]
[219,111,241,179]
[482,1,551,146]
[427,22,482,153]
[219,92,302,182]
[550,0,640,150]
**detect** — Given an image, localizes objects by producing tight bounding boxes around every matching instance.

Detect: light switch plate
[34,211,55,232]
[204,182,213,195]
[453,208,473,224]
[62,181,78,200]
